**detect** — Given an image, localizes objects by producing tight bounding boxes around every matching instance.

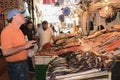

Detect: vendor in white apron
[36,20,54,49]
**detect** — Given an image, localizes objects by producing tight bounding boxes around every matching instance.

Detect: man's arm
[2,40,37,57]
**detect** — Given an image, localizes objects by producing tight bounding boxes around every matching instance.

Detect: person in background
[20,21,34,40]
[20,21,36,73]
[1,9,37,80]
[36,20,54,49]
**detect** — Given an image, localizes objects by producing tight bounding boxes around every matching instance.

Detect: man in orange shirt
[1,9,37,80]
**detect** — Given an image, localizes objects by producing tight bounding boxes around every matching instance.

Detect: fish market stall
[34,0,120,80]
[34,27,120,80]
[35,28,120,80]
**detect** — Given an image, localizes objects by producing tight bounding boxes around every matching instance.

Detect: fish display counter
[45,49,114,80]
[35,28,120,80]
[45,29,120,80]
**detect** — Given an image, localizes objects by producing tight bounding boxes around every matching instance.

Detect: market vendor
[36,20,55,50]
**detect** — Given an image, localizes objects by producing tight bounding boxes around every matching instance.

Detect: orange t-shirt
[1,23,27,62]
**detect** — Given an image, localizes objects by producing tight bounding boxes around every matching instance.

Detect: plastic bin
[34,56,56,80]
[35,65,48,80]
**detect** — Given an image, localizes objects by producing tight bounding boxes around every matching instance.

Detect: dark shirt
[20,24,33,40]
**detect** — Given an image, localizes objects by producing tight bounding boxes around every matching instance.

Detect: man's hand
[24,40,37,49]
